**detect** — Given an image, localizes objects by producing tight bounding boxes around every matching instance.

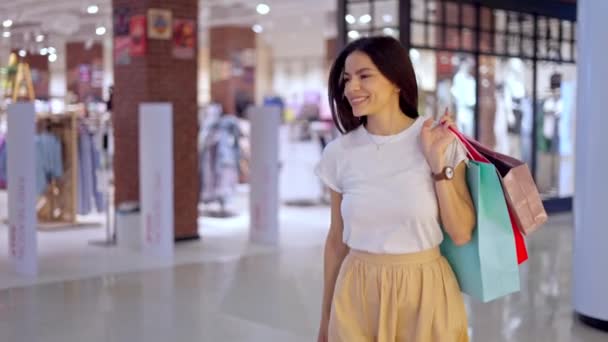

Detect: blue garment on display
[0,133,64,195]
[78,126,105,215]
[200,115,241,203]
[36,133,64,195]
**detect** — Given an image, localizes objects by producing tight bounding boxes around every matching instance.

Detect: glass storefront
[339,0,577,211]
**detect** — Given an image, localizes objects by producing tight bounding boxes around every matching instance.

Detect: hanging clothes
[78,124,104,214]
[200,114,241,206]
[0,132,64,194]
[36,132,64,196]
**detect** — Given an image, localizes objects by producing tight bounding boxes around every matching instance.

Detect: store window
[345,0,399,40]
[340,0,577,204]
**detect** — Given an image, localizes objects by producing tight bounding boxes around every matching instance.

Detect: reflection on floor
[0,208,606,341]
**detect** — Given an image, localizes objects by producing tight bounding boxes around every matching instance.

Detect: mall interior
[0,0,607,341]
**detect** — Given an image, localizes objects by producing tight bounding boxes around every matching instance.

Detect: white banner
[7,103,37,275]
[139,103,174,258]
[249,106,281,244]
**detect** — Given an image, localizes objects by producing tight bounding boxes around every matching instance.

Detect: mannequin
[494,58,527,159]
[451,59,476,137]
[540,72,564,196]
[494,82,511,155]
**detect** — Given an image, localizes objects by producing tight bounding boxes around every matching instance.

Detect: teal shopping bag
[440,160,520,303]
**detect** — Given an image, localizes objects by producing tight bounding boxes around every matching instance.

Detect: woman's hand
[420,108,457,174]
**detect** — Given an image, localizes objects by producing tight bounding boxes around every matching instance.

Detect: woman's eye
[360,74,371,79]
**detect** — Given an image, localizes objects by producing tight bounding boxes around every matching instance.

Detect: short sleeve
[314,140,342,193]
[445,138,469,168]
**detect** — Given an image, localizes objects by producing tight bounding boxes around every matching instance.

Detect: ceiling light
[383,28,395,36]
[256,4,270,15]
[96,26,106,35]
[2,20,12,28]
[48,54,57,62]
[40,48,48,55]
[87,5,99,14]
[359,14,372,24]
[2,31,10,38]
[18,49,26,57]
[36,34,44,42]
[348,30,360,39]
[252,24,263,33]
[345,14,356,25]
[48,47,56,54]
[383,14,393,23]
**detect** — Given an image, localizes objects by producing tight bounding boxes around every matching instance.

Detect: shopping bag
[440,160,521,303]
[466,139,548,235]
[449,127,529,264]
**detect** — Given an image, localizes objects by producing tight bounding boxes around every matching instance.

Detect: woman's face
[343,51,399,118]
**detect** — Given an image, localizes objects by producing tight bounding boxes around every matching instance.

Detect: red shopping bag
[449,127,529,265]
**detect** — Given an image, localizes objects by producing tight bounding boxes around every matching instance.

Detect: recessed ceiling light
[96,26,106,35]
[383,14,393,23]
[18,49,26,57]
[48,47,56,54]
[36,34,44,42]
[87,5,99,14]
[252,24,263,33]
[48,54,57,62]
[2,31,10,38]
[2,20,12,28]
[348,30,360,39]
[359,14,372,24]
[345,15,356,25]
[40,48,48,55]
[256,4,270,15]
[383,28,395,36]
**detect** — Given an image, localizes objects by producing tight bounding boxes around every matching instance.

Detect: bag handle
[448,126,489,163]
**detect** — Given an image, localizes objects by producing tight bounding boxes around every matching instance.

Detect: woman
[316,36,476,342]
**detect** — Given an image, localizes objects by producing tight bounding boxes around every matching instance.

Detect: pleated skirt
[328,247,469,342]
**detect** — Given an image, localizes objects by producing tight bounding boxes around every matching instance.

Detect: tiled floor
[0,198,607,341]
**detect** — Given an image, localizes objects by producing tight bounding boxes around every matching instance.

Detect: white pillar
[249,106,281,244]
[572,0,608,328]
[139,103,174,259]
[7,103,38,276]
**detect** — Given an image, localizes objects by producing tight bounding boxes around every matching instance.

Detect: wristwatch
[432,166,455,182]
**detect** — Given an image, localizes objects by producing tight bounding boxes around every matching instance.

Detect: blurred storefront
[338,0,577,212]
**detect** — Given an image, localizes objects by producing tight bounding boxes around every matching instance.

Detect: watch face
[445,167,455,180]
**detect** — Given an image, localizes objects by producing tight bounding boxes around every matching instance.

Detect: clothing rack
[36,111,79,226]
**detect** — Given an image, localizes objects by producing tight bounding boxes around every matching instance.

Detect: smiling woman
[328,36,419,134]
[317,36,474,342]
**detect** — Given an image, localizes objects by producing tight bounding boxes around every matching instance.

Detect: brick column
[112,0,199,239]
[66,42,104,102]
[209,27,255,115]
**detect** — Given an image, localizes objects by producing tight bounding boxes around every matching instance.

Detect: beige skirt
[328,247,469,342]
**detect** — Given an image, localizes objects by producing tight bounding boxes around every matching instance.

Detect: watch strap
[432,167,452,181]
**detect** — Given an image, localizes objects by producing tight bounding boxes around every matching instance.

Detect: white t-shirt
[315,116,468,254]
